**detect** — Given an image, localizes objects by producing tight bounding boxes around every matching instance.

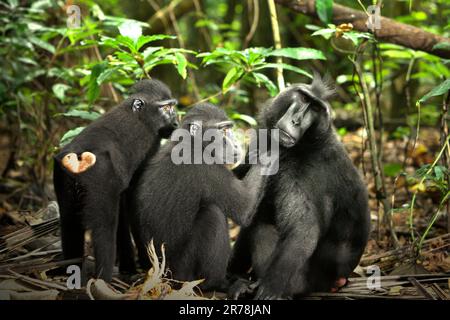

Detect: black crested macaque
[228,75,370,299]
[53,79,178,282]
[130,103,267,290]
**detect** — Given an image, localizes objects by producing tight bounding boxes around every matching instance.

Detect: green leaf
[419,79,450,103]
[252,72,278,96]
[52,83,71,102]
[316,0,333,24]
[97,68,117,84]
[256,63,312,78]
[29,36,55,53]
[136,34,175,51]
[434,166,445,180]
[116,35,137,52]
[60,127,85,147]
[62,110,101,121]
[88,62,107,104]
[118,20,142,43]
[269,47,326,61]
[143,46,163,59]
[433,42,450,51]
[311,28,335,39]
[222,67,244,92]
[384,163,403,177]
[231,113,257,127]
[175,52,188,79]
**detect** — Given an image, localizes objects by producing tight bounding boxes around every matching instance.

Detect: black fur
[228,75,370,299]
[130,103,266,290]
[53,79,178,282]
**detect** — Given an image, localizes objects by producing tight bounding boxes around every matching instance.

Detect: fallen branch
[275,0,450,59]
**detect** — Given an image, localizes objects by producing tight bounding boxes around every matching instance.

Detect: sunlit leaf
[62,110,101,121]
[60,127,85,147]
[175,52,187,79]
[269,47,326,61]
[311,28,335,39]
[222,67,243,92]
[52,83,71,102]
[136,34,175,51]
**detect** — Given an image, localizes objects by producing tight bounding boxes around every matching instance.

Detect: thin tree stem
[267,0,285,91]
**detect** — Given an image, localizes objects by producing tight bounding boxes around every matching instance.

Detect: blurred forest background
[0,0,450,299]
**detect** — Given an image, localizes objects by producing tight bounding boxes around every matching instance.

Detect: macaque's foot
[228,278,258,300]
[330,277,347,293]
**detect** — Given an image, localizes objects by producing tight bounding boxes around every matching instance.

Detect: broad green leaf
[52,83,71,102]
[60,127,85,147]
[88,62,107,104]
[97,68,117,84]
[116,35,137,52]
[316,0,333,24]
[256,63,312,78]
[269,47,326,61]
[136,34,175,51]
[419,79,450,103]
[118,20,142,43]
[29,36,55,53]
[311,28,335,39]
[62,110,101,121]
[18,57,38,66]
[252,72,278,96]
[222,67,244,92]
[143,46,163,59]
[175,52,188,79]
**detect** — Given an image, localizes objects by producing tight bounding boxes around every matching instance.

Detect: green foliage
[198,47,325,95]
[60,127,85,147]
[86,20,196,104]
[415,164,449,194]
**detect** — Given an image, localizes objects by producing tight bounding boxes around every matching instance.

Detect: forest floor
[0,128,449,300]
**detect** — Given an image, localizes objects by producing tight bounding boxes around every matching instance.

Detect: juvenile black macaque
[53,79,178,282]
[130,103,267,290]
[228,75,370,299]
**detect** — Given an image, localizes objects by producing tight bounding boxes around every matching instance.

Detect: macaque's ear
[62,152,96,174]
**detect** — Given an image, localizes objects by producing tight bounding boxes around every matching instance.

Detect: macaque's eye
[298,94,308,104]
[160,104,173,114]
[132,99,145,112]
[189,123,201,136]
